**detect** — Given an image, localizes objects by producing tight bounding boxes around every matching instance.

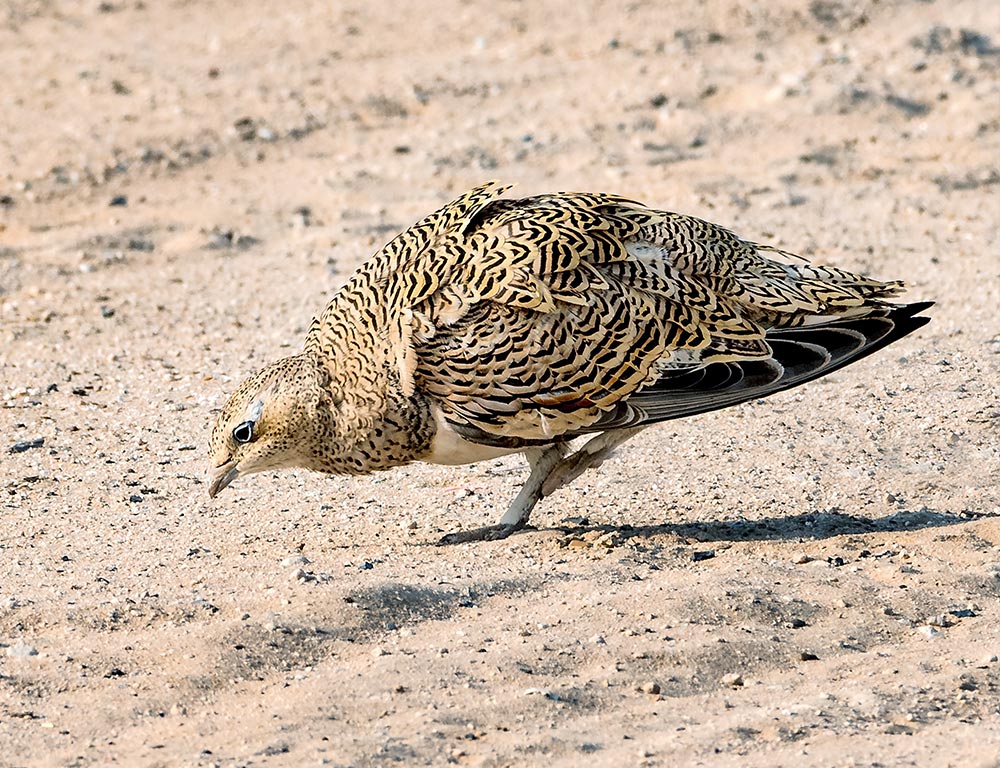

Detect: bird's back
[320,183,922,457]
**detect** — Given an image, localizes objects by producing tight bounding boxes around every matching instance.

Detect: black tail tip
[893,300,934,319]
[888,301,933,339]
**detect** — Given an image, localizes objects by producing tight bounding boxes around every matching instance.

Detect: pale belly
[421,407,523,466]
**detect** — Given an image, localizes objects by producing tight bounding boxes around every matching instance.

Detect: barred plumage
[208,182,930,542]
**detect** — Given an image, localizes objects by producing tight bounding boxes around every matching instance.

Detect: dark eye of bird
[232,421,255,444]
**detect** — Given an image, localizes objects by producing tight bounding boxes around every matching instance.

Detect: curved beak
[208,460,240,498]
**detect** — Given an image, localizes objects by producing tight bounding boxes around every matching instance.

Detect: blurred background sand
[1,1,998,765]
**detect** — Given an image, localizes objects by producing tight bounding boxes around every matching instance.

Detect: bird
[208,181,931,543]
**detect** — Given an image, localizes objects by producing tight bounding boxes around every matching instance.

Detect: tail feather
[585,302,932,432]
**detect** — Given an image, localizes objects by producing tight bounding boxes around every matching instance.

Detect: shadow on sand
[551,506,981,544]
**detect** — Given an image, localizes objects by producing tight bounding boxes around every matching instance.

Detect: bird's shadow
[548,507,980,544]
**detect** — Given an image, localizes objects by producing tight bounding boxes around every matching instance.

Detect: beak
[208,460,240,498]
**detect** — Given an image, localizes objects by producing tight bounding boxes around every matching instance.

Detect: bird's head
[208,353,325,497]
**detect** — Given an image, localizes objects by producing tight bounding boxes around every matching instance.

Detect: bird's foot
[437,523,526,545]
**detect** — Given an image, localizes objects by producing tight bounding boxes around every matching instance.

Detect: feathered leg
[438,444,568,544]
[541,427,648,497]
[439,428,647,544]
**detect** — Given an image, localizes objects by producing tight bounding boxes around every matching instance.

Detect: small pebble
[594,531,623,548]
[523,687,561,700]
[371,647,388,657]
[10,438,44,453]
[800,651,819,661]
[109,195,128,207]
[916,625,940,638]
[6,642,38,658]
[721,672,744,688]
[638,681,661,695]
[589,634,607,645]
[280,555,310,567]
[926,614,952,628]
[793,553,812,564]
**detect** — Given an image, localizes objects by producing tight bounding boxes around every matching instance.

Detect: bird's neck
[302,276,434,474]
[306,271,393,385]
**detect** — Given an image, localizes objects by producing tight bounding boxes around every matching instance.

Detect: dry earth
[2,1,999,766]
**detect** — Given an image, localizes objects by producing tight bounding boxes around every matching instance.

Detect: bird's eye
[232,421,255,444]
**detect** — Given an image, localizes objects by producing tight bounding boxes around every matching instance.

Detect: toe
[437,524,520,545]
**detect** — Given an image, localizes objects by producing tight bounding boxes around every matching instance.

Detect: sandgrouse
[209,182,930,543]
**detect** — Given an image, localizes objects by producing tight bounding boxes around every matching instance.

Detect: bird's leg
[497,443,570,527]
[540,427,648,498]
[437,444,568,545]
[438,430,647,544]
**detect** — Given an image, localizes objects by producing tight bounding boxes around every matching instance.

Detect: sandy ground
[2,1,999,766]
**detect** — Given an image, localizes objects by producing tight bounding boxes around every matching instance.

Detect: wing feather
[392,187,927,446]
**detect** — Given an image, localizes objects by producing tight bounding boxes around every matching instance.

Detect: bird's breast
[421,406,523,466]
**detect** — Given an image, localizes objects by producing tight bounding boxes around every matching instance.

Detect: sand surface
[2,1,999,766]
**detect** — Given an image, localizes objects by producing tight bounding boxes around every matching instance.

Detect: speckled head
[207,353,325,497]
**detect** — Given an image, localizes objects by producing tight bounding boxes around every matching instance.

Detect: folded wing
[399,184,924,448]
